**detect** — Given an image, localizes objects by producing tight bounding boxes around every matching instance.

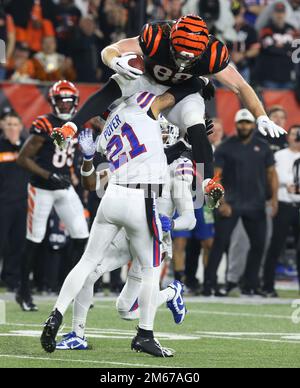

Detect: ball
[128,55,145,73]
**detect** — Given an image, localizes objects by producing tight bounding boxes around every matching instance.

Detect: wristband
[81,165,95,177]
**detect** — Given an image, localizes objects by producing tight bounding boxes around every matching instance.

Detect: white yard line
[195,334,300,345]
[0,354,175,368]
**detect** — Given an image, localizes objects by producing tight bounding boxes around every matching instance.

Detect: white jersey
[97,92,168,185]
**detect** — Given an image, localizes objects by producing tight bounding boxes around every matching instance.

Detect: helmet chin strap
[54,106,76,121]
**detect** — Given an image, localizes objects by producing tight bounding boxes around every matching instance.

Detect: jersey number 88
[153,65,193,83]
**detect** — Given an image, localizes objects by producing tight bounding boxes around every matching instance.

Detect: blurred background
[1,0,300,299]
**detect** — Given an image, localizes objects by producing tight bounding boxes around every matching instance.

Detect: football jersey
[30,113,78,190]
[139,21,230,86]
[97,92,168,185]
[159,151,194,218]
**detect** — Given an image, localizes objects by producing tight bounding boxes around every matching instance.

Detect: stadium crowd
[0,0,300,90]
[0,0,300,303]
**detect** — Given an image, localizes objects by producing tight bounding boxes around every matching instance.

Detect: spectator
[263,125,300,296]
[227,1,260,83]
[256,0,300,31]
[209,118,225,150]
[54,0,82,56]
[6,43,35,83]
[203,109,277,296]
[0,112,28,292]
[0,6,16,80]
[70,16,103,82]
[244,0,274,26]
[256,2,296,89]
[7,0,56,53]
[164,0,184,20]
[32,36,76,81]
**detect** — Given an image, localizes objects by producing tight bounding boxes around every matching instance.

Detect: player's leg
[16,185,55,311]
[54,186,89,267]
[57,229,133,349]
[41,197,120,353]
[165,94,223,207]
[126,195,174,357]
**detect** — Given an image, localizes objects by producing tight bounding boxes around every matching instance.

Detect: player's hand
[218,202,232,218]
[205,118,214,136]
[257,115,287,138]
[201,78,215,101]
[48,173,71,190]
[51,122,78,150]
[78,128,96,160]
[111,54,143,80]
[159,214,173,233]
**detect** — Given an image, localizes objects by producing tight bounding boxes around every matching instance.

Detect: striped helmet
[170,15,209,67]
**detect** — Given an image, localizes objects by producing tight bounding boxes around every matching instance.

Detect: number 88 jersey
[139,21,230,86]
[30,113,78,190]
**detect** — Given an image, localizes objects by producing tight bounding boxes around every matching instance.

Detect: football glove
[48,173,71,190]
[201,78,215,101]
[203,174,225,209]
[159,214,173,233]
[78,128,96,160]
[257,115,287,138]
[51,122,78,150]
[111,53,143,80]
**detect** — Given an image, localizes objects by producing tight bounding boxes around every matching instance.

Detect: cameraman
[263,125,300,297]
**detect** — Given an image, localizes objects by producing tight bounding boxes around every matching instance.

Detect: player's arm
[17,135,50,180]
[79,129,98,191]
[213,64,287,138]
[172,163,197,231]
[101,37,144,81]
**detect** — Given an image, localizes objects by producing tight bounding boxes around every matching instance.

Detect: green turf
[1,298,300,368]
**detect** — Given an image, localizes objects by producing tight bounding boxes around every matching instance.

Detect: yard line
[187,309,290,320]
[0,354,176,368]
[195,334,300,344]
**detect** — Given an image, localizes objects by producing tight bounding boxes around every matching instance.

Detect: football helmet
[170,15,209,69]
[48,80,79,121]
[159,114,180,146]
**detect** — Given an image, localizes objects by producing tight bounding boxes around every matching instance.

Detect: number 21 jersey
[97,93,168,185]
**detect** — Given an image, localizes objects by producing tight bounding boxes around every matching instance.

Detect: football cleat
[131,335,174,358]
[166,280,187,325]
[56,332,88,350]
[203,175,225,209]
[40,308,63,353]
[16,293,38,312]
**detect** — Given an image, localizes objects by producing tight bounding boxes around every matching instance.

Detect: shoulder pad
[207,36,230,74]
[30,115,53,135]
[174,158,194,184]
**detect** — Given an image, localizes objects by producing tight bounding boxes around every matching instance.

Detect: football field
[1,294,300,368]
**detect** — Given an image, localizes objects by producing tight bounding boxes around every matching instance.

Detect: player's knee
[183,111,205,129]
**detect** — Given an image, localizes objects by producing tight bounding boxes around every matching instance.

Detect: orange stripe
[28,195,35,211]
[40,117,52,134]
[0,152,18,163]
[146,25,153,48]
[220,46,227,65]
[143,24,149,42]
[35,119,47,131]
[209,41,219,73]
[149,26,162,57]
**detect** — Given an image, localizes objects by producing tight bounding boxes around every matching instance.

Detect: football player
[55,117,198,351]
[51,14,286,208]
[40,78,204,357]
[16,81,89,311]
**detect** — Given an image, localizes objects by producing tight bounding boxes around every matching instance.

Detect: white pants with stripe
[112,74,206,133]
[26,185,89,243]
[55,183,163,330]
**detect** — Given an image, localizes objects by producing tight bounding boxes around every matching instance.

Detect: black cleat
[16,293,38,312]
[131,335,174,358]
[40,309,63,353]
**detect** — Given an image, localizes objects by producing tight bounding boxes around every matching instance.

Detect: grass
[1,295,300,368]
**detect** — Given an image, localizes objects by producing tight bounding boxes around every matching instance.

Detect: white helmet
[159,114,180,146]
